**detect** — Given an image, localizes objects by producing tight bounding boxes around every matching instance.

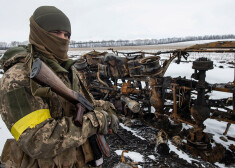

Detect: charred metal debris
[76,41,235,165]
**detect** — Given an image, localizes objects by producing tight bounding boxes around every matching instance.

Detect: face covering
[29,16,70,63]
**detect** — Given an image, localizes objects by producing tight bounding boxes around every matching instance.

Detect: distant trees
[0,41,28,50]
[0,34,235,49]
[0,42,8,50]
[69,34,235,48]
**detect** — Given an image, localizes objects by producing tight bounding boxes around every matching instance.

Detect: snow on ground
[115,150,144,162]
[117,122,203,166]
[168,140,198,164]
[148,155,156,160]
[203,119,235,150]
[115,150,144,168]
[181,123,193,131]
[116,119,235,167]
[214,162,229,168]
[165,61,234,84]
[209,91,233,99]
[119,123,146,140]
[0,116,13,154]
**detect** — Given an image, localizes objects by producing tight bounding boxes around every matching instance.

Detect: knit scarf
[29,16,69,63]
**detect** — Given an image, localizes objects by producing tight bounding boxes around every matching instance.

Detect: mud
[103,116,219,168]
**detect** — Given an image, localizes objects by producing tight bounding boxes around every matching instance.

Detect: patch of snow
[119,123,146,140]
[168,140,197,164]
[168,117,175,125]
[211,107,229,112]
[203,119,235,150]
[0,116,13,153]
[165,62,194,79]
[151,106,155,113]
[206,65,234,83]
[211,142,216,148]
[165,61,234,84]
[148,155,156,160]
[115,150,144,162]
[181,123,193,131]
[208,91,232,99]
[214,162,227,168]
[226,106,233,110]
[141,81,146,88]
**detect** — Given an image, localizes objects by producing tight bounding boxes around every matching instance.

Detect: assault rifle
[30,58,109,166]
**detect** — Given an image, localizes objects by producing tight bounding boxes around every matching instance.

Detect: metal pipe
[171,83,178,116]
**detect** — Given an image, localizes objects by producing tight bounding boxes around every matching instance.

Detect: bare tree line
[0,34,234,50]
[0,41,28,50]
[69,34,235,48]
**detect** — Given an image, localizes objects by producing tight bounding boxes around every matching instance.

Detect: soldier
[0,6,118,168]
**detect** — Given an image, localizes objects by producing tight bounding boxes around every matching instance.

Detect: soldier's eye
[65,33,70,39]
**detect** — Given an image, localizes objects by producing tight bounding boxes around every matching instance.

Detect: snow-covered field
[0,40,234,167]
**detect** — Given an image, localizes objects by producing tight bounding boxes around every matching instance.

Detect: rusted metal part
[184,41,235,49]
[210,109,235,124]
[187,128,211,150]
[97,65,109,87]
[139,56,161,75]
[172,136,182,147]
[74,58,87,70]
[227,136,235,141]
[171,83,178,118]
[170,114,196,127]
[223,123,231,135]
[155,130,169,155]
[120,150,138,168]
[191,58,213,127]
[121,81,141,95]
[120,95,140,113]
[210,117,235,124]
[121,150,128,163]
[213,87,234,93]
[149,78,163,114]
[184,49,235,53]
[228,54,235,134]
[76,41,235,159]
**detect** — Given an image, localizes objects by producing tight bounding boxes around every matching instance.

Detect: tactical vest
[1,44,96,168]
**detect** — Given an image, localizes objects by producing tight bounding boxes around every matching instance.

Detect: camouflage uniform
[0,45,111,168]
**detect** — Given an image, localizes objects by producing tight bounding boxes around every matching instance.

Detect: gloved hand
[106,108,119,134]
[93,100,116,111]
[94,107,119,134]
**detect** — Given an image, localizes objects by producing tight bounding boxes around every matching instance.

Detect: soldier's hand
[108,112,119,134]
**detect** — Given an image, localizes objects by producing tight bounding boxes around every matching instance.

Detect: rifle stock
[30,58,94,126]
[30,58,110,164]
[30,58,94,110]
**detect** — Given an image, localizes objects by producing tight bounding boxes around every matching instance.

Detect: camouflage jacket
[0,46,108,168]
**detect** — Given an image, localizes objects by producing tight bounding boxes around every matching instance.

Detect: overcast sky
[0,0,234,43]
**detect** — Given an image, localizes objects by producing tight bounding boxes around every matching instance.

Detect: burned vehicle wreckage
[74,41,235,165]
